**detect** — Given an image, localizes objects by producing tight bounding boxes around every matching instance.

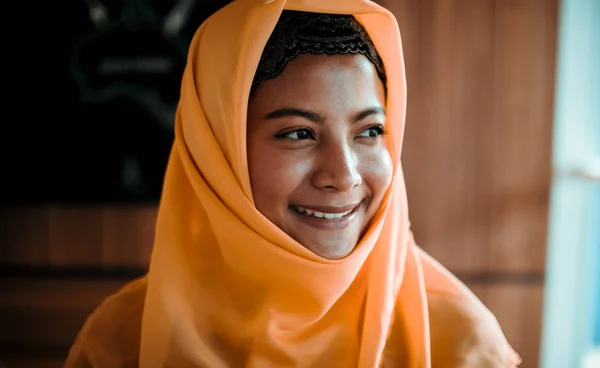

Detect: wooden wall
[0,0,557,367]
[0,206,157,367]
[379,0,558,366]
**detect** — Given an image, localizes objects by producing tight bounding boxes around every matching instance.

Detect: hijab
[138,1,520,367]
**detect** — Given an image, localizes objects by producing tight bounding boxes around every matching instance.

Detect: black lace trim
[252,11,387,90]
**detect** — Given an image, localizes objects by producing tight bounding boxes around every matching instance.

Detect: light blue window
[540,0,600,367]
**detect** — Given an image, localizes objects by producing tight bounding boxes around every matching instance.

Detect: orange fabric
[134,0,521,367]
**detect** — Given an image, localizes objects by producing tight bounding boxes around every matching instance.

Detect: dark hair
[252,10,386,91]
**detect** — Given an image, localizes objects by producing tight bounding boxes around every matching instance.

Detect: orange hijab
[139,1,513,367]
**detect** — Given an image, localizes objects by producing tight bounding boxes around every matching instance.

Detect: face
[247,53,392,260]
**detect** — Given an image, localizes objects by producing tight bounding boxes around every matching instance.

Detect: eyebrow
[264,108,322,122]
[263,107,386,123]
[353,107,386,122]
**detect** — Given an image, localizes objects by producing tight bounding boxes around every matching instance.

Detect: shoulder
[418,249,521,367]
[64,277,147,368]
[426,289,520,367]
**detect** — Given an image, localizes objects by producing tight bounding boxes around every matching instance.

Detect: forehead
[250,53,385,110]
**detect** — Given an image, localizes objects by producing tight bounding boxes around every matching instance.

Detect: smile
[291,203,360,220]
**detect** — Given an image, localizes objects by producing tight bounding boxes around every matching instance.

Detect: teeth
[294,206,353,219]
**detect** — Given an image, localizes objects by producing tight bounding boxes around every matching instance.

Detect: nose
[311,139,362,192]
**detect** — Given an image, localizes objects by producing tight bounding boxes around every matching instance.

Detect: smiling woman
[65,1,520,367]
[246,11,391,261]
[248,51,391,259]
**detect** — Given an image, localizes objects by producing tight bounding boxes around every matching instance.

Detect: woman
[66,0,521,367]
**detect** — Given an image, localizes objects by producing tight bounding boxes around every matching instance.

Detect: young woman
[66,1,521,367]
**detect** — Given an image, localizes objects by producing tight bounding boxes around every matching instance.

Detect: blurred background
[0,0,598,367]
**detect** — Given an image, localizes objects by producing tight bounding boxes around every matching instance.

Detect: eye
[358,125,386,138]
[274,128,315,141]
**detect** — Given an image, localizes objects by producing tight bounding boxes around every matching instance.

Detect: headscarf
[138,1,517,367]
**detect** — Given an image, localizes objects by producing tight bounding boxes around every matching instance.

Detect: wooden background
[385,0,557,366]
[0,0,557,367]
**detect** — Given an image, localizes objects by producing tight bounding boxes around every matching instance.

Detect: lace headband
[252,10,387,90]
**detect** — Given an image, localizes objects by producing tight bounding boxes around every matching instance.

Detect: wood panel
[488,0,557,273]
[0,359,64,368]
[407,0,496,274]
[0,278,131,363]
[0,205,156,269]
[379,0,556,274]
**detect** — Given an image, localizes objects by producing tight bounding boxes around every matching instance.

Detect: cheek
[360,146,393,197]
[248,143,313,212]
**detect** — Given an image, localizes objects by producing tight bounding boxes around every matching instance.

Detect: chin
[304,238,358,260]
